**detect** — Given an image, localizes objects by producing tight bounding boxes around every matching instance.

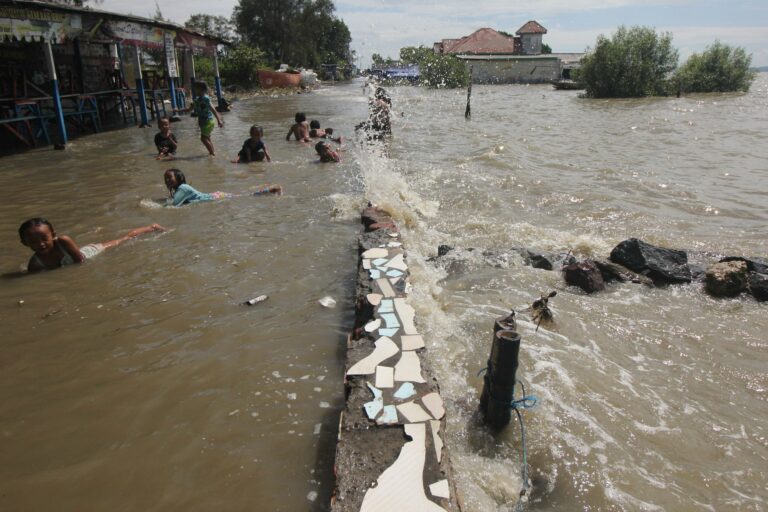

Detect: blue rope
[510,382,537,512]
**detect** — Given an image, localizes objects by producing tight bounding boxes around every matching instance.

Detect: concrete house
[516,20,547,55]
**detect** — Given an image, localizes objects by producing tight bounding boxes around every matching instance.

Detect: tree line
[577,26,756,98]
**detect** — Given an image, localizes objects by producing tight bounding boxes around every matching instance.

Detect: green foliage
[579,25,678,98]
[397,45,469,89]
[541,43,552,54]
[371,53,397,68]
[233,0,351,69]
[184,14,236,41]
[674,41,756,93]
[219,45,267,87]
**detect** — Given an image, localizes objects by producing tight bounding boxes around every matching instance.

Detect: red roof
[516,21,547,35]
[443,28,516,54]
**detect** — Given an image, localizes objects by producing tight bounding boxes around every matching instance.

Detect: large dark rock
[563,260,605,293]
[719,256,768,274]
[515,248,577,271]
[609,238,691,285]
[704,261,749,298]
[748,273,768,301]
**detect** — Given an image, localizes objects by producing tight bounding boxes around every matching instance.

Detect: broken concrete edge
[329,205,463,512]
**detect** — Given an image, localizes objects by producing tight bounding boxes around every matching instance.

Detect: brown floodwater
[1,76,767,511]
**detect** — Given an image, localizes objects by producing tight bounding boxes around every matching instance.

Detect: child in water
[309,120,343,144]
[315,141,340,163]
[154,117,178,160]
[286,112,310,142]
[192,81,224,156]
[164,168,282,207]
[19,218,165,273]
[232,125,271,163]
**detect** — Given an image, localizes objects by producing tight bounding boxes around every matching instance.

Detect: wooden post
[132,44,150,127]
[464,66,473,119]
[479,328,521,429]
[44,41,67,147]
[212,50,229,111]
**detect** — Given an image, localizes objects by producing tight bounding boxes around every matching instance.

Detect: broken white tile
[363,259,372,270]
[394,351,426,383]
[373,258,388,267]
[394,298,417,335]
[389,277,401,285]
[429,480,450,499]
[366,293,383,306]
[429,420,443,463]
[364,382,384,420]
[387,241,403,247]
[393,382,416,400]
[378,327,399,337]
[405,282,413,294]
[375,366,394,388]
[359,424,444,511]
[362,248,389,259]
[376,405,398,425]
[381,313,400,328]
[377,299,394,313]
[384,253,408,271]
[376,278,396,298]
[347,337,399,375]
[401,334,425,350]
[421,392,445,420]
[369,269,381,279]
[389,232,399,237]
[386,269,404,278]
[364,318,381,332]
[396,401,432,423]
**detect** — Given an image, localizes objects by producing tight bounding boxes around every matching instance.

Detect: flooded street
[1,76,767,511]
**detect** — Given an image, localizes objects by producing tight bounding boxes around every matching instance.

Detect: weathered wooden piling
[479,329,521,430]
[331,206,462,512]
[464,67,473,119]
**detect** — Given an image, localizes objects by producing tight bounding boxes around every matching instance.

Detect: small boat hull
[258,70,302,89]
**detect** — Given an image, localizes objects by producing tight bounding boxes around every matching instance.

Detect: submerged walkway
[331,206,462,511]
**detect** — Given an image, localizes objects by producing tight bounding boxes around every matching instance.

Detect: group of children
[18,81,353,274]
[155,81,342,165]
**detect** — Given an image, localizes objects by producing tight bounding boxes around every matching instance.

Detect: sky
[98,0,768,67]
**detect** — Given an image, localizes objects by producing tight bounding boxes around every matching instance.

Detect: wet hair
[315,141,329,154]
[295,112,306,123]
[194,81,209,93]
[164,168,187,194]
[18,217,54,242]
[250,125,264,137]
[158,117,169,127]
[325,127,334,135]
[309,120,321,129]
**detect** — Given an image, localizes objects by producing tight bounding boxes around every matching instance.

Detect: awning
[0,6,82,43]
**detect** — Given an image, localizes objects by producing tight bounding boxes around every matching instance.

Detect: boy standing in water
[154,117,178,160]
[193,81,224,156]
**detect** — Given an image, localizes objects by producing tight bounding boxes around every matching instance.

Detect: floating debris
[244,295,268,306]
[318,296,337,308]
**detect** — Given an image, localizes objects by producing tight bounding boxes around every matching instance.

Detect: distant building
[433,21,583,84]
[516,20,547,55]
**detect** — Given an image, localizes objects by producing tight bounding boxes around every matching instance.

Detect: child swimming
[19,218,165,273]
[154,117,178,160]
[164,168,282,207]
[315,141,340,163]
[192,81,224,156]
[309,120,343,144]
[232,125,271,163]
[286,112,310,142]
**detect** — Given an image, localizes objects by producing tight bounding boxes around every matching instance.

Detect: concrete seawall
[330,206,462,512]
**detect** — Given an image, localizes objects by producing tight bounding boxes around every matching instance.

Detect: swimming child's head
[325,127,334,135]
[295,112,306,123]
[18,217,56,254]
[315,141,330,155]
[164,168,187,193]
[309,120,321,130]
[194,81,209,95]
[158,117,170,131]
[249,125,264,139]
